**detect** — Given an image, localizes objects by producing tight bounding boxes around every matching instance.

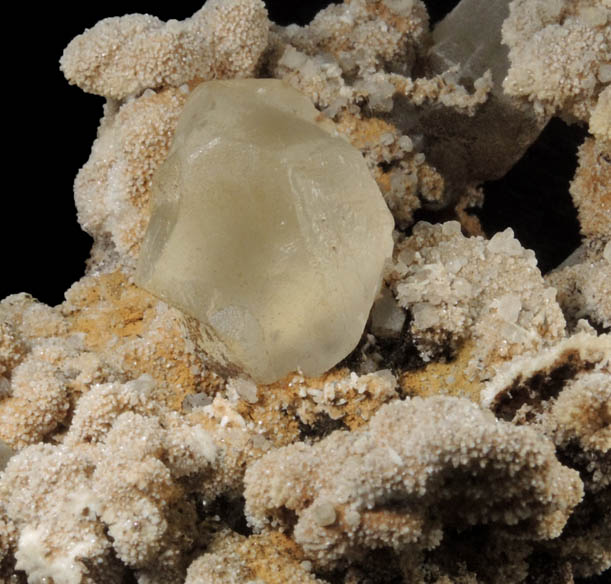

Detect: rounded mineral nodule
[136,79,394,384]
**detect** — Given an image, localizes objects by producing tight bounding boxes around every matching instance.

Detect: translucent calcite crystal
[136,79,394,383]
[402,0,548,194]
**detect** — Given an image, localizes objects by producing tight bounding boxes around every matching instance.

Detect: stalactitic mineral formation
[136,79,394,384]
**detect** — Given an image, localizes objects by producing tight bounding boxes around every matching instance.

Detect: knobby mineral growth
[1,1,610,583]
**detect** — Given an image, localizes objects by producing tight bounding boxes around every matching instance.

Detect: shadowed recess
[478,118,586,274]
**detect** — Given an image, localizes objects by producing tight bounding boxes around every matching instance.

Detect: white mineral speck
[312,501,337,527]
[228,377,259,404]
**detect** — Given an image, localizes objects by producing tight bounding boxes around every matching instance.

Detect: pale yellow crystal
[136,79,394,383]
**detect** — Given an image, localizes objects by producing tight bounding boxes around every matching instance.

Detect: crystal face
[407,0,547,193]
[136,79,394,383]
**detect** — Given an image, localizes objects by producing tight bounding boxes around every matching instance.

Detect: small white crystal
[383,0,415,15]
[579,6,608,28]
[488,229,523,256]
[598,63,611,84]
[441,221,462,236]
[182,392,213,411]
[371,287,406,338]
[494,294,522,324]
[412,303,439,329]
[398,135,414,152]
[312,501,337,527]
[227,377,258,404]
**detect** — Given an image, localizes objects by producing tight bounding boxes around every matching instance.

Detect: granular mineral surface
[1,1,610,583]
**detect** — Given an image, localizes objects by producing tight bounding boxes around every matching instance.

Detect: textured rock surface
[136,79,394,383]
[546,240,611,331]
[502,0,610,125]
[386,221,566,377]
[3,1,611,582]
[244,396,583,569]
[60,0,269,100]
[185,531,326,584]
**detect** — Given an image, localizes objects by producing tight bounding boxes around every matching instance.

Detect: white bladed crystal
[136,79,394,384]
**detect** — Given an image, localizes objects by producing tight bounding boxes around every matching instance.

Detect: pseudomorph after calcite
[136,79,394,383]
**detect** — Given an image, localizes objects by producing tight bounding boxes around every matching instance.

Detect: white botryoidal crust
[59,0,269,100]
[244,395,584,569]
[502,0,610,123]
[136,79,394,384]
